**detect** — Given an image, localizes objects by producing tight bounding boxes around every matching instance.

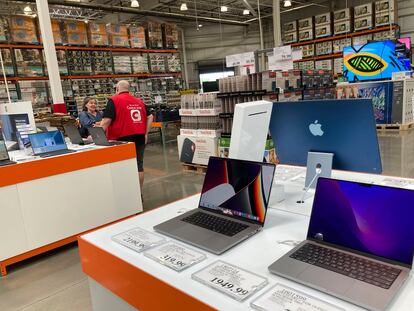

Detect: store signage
[112,227,165,253]
[251,283,345,311]
[144,242,206,271]
[192,260,268,301]
[226,51,255,68]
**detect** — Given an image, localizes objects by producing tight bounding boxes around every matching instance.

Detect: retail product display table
[79,165,414,311]
[0,143,142,276]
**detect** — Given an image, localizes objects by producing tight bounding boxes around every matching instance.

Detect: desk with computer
[81,98,414,311]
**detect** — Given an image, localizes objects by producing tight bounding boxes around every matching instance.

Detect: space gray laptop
[88,127,126,146]
[64,124,92,145]
[269,177,414,311]
[154,156,276,255]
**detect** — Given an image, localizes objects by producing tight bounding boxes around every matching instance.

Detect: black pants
[118,134,145,172]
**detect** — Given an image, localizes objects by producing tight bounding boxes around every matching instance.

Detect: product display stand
[304,151,334,189]
[78,165,414,311]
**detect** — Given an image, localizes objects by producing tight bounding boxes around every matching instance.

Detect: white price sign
[226,51,255,68]
[144,242,206,271]
[274,46,292,61]
[112,227,165,253]
[192,260,268,301]
[251,284,345,311]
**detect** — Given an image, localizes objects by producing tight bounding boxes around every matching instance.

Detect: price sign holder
[112,227,165,253]
[250,283,345,311]
[144,242,206,272]
[191,260,268,302]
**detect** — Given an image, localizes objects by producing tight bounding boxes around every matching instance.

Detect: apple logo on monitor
[309,120,324,136]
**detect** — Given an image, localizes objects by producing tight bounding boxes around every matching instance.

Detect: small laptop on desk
[28,130,76,158]
[0,131,16,166]
[154,157,276,255]
[64,124,92,145]
[88,127,126,146]
[268,177,414,311]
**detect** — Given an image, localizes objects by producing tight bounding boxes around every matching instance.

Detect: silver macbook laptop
[154,156,276,255]
[268,177,414,311]
[28,130,76,158]
[88,127,126,146]
[64,124,92,145]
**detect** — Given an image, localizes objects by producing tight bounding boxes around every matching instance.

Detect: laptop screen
[29,131,67,155]
[199,157,276,224]
[0,132,9,161]
[308,178,414,266]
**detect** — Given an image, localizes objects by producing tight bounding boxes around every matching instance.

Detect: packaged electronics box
[177,135,218,166]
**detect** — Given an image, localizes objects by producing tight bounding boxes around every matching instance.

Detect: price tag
[112,227,165,253]
[144,242,206,271]
[251,283,345,311]
[192,260,268,301]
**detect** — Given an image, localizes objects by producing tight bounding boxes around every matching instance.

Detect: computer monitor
[269,99,382,174]
[28,131,67,155]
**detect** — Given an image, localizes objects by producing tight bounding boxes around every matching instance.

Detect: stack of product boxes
[333,8,353,35]
[43,50,68,75]
[0,17,8,42]
[40,20,64,45]
[149,53,166,73]
[354,2,374,31]
[129,26,146,48]
[0,49,15,76]
[283,21,298,44]
[375,0,396,27]
[315,12,332,39]
[178,93,221,165]
[131,54,149,73]
[65,20,88,45]
[162,23,179,49]
[113,54,132,74]
[167,53,181,72]
[91,51,112,74]
[14,49,44,77]
[108,24,129,47]
[10,16,39,44]
[298,17,314,42]
[147,21,163,49]
[88,23,109,46]
[67,50,92,75]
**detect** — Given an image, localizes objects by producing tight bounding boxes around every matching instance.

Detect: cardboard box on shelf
[11,29,38,44]
[283,21,297,32]
[89,23,107,34]
[177,135,218,165]
[110,35,130,47]
[162,23,179,49]
[67,32,88,45]
[315,12,332,25]
[10,16,37,30]
[0,17,8,41]
[354,3,373,17]
[89,33,109,46]
[108,24,128,36]
[64,21,87,33]
[130,26,146,48]
[147,21,163,48]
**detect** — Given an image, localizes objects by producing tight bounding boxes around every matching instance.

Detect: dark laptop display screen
[199,157,275,224]
[29,131,67,155]
[308,178,414,266]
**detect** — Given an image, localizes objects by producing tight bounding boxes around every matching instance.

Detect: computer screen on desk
[269,99,382,174]
[29,131,67,155]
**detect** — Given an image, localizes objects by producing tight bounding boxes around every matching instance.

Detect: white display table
[79,166,414,311]
[0,143,142,276]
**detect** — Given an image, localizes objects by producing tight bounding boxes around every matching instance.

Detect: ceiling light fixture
[243,9,250,15]
[180,3,188,11]
[283,0,292,7]
[131,0,139,8]
[84,19,89,24]
[23,5,32,15]
[198,24,203,28]
[221,6,228,12]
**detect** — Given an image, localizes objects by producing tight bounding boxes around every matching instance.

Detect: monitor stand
[297,151,334,204]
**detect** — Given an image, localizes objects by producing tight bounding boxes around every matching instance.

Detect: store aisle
[1,131,414,311]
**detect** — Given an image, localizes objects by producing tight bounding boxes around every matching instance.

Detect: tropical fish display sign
[344,40,410,82]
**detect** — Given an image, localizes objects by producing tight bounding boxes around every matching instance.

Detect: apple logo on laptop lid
[309,120,324,136]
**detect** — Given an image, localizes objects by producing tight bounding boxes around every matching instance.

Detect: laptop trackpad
[298,266,355,294]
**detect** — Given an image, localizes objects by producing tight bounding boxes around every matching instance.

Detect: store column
[273,0,282,46]
[35,0,66,113]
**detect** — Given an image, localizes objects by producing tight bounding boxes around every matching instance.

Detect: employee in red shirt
[100,80,153,190]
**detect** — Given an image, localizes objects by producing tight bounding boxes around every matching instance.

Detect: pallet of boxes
[178,93,221,174]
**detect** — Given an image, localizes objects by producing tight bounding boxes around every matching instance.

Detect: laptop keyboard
[290,243,401,289]
[182,211,249,237]
[39,149,76,158]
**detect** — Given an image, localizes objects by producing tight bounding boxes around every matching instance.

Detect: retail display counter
[0,142,142,276]
[79,165,414,311]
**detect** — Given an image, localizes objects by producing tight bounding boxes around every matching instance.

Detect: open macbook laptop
[29,130,76,158]
[64,124,92,145]
[268,177,414,311]
[0,131,16,166]
[154,157,276,255]
[88,127,126,146]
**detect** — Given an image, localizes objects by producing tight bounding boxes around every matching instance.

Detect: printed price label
[144,242,206,271]
[251,284,345,311]
[192,260,268,301]
[112,227,165,253]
